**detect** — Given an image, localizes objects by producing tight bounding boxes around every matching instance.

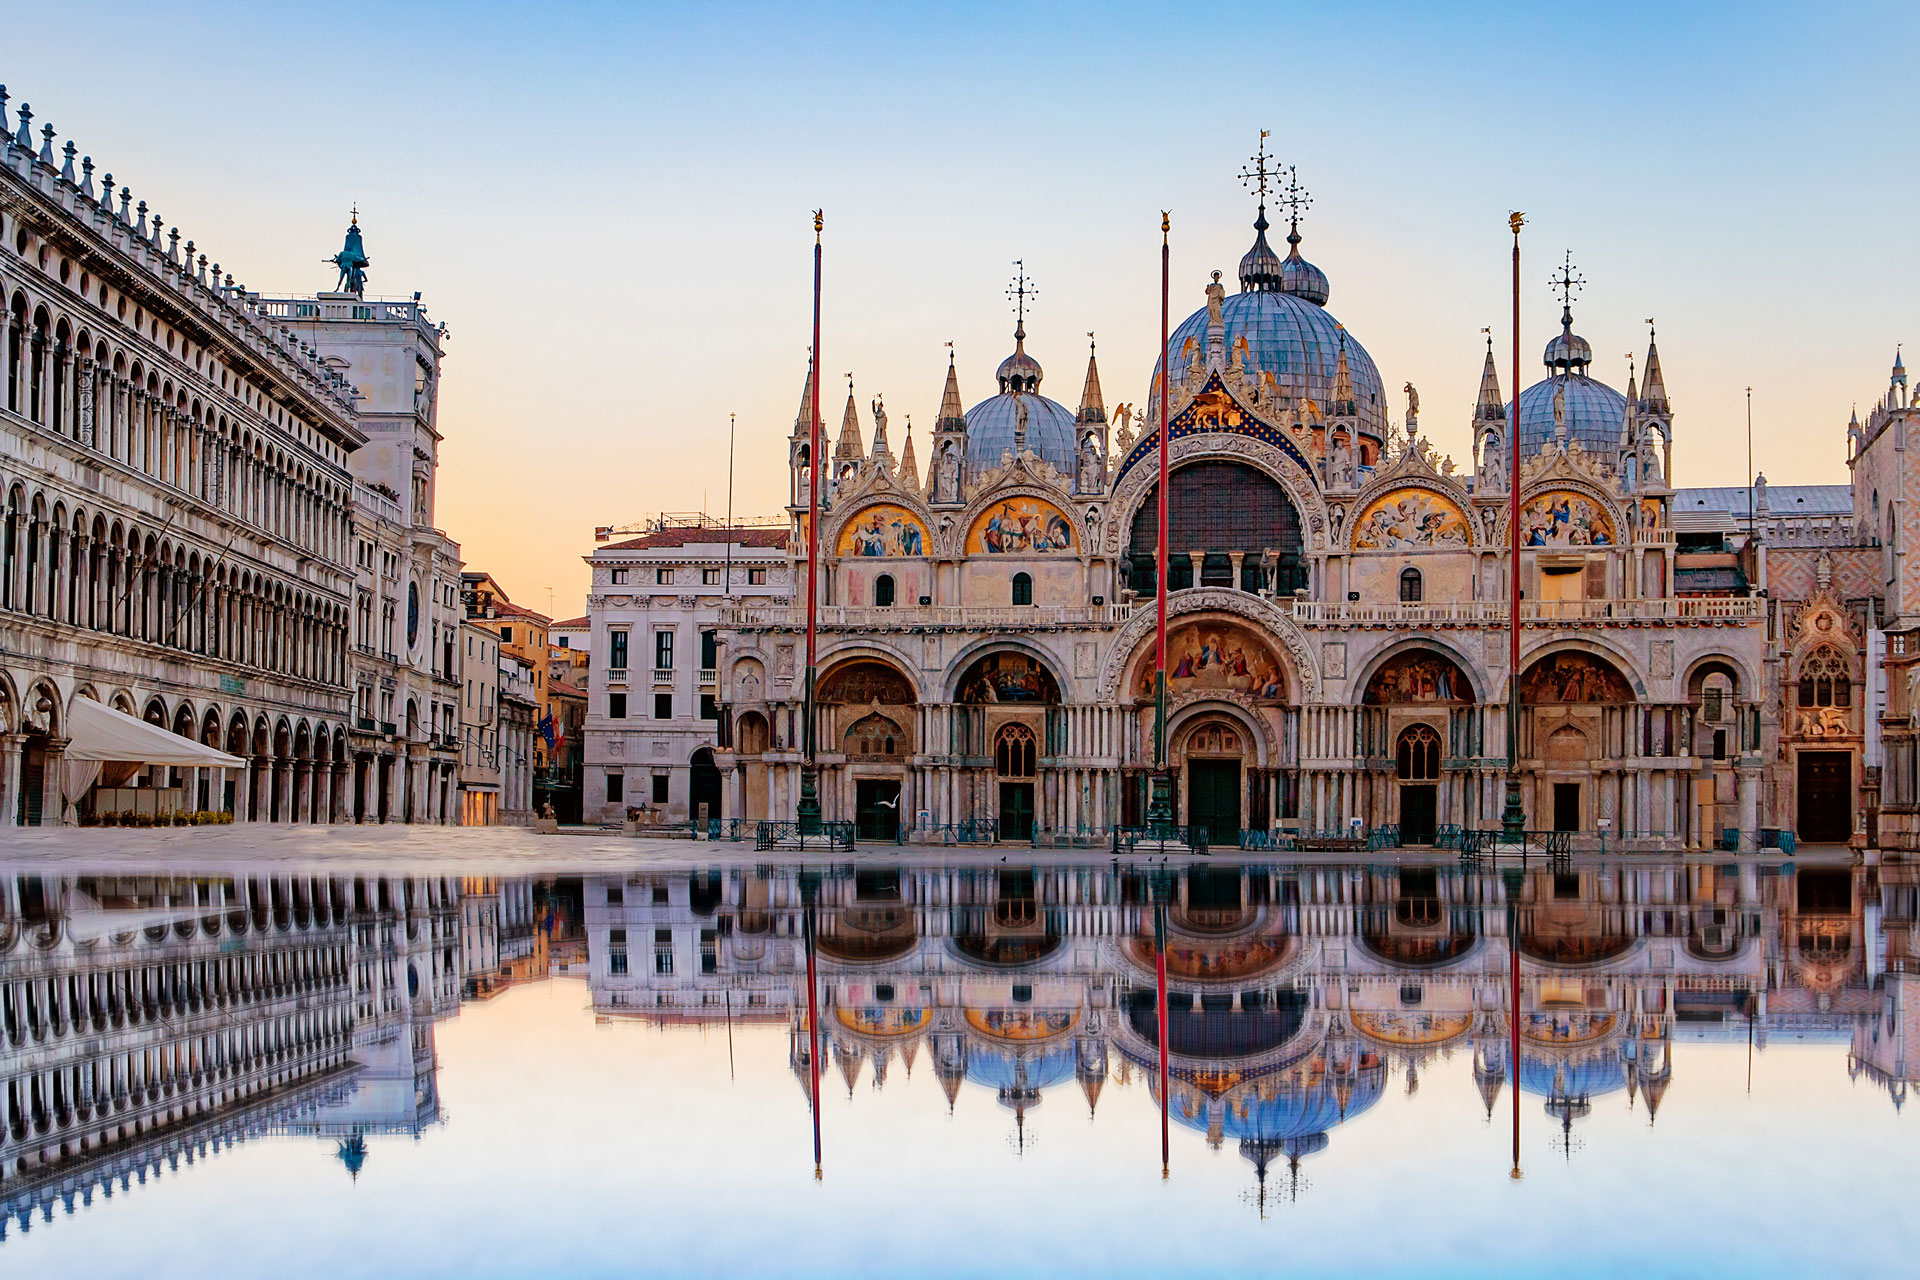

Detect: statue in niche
[1642,430,1665,486]
[936,440,960,502]
[1078,434,1104,494]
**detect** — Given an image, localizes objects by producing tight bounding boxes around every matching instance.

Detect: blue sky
[17,1,1917,606]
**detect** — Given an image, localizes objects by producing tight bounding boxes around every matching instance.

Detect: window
[606,883,623,904]
[605,772,624,803]
[1798,646,1851,708]
[608,928,628,975]
[1399,567,1422,602]
[700,694,718,720]
[994,723,1037,777]
[655,631,675,670]
[874,574,895,607]
[1396,725,1441,781]
[1011,572,1033,606]
[652,774,670,804]
[748,567,767,585]
[609,692,627,720]
[656,568,674,585]
[654,928,673,974]
[500,626,513,644]
[700,630,718,668]
[611,568,629,585]
[609,631,629,670]
[702,567,721,585]
[655,693,673,719]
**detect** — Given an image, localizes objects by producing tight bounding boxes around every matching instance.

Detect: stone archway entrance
[1395,724,1441,844]
[1182,720,1245,845]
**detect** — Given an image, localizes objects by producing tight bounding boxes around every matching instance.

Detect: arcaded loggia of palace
[717,176,1908,849]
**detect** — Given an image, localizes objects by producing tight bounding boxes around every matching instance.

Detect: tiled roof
[549,616,589,629]
[479,600,551,625]
[1675,484,1852,518]
[599,526,789,552]
[551,679,588,700]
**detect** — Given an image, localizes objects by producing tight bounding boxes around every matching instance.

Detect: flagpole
[1155,893,1171,1178]
[725,411,736,589]
[1147,212,1174,838]
[1501,213,1527,843]
[798,212,824,834]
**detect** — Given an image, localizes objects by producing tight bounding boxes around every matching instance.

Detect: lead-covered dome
[1157,209,1386,438]
[965,326,1077,474]
[1514,305,1628,457]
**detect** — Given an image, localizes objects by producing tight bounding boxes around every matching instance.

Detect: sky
[16,1,1920,612]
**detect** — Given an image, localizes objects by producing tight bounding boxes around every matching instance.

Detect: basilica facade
[717,180,1788,849]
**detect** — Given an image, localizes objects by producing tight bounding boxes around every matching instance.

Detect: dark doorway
[689,748,723,828]
[1399,784,1437,844]
[856,778,900,841]
[1797,751,1852,843]
[998,781,1034,841]
[1188,759,1241,844]
[1553,782,1581,832]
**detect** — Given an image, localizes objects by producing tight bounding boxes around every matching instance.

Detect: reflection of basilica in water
[585,858,1920,1181]
[0,871,471,1237]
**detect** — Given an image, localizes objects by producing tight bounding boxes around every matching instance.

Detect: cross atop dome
[1542,250,1592,373]
[1551,250,1585,317]
[1007,259,1037,341]
[1238,130,1275,209]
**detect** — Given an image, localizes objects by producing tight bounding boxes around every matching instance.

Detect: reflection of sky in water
[9,977,1917,1279]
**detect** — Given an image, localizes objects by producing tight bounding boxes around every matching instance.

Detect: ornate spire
[1334,328,1353,409]
[1621,354,1639,446]
[1077,333,1105,423]
[897,415,919,492]
[997,262,1043,393]
[1475,330,1505,422]
[834,377,863,460]
[1640,320,1669,414]
[791,361,814,439]
[937,345,966,430]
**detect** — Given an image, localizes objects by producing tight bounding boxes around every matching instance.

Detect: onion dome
[1543,302,1594,373]
[1514,299,1628,456]
[964,325,1078,474]
[1159,189,1383,438]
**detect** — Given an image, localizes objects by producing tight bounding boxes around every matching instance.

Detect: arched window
[873,573,894,608]
[1011,572,1033,606]
[994,723,1036,777]
[1798,646,1851,708]
[844,712,903,758]
[1395,724,1441,781]
[1399,567,1423,602]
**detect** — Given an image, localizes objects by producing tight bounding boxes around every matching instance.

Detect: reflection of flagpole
[726,986,735,1081]
[804,892,822,1178]
[1155,894,1171,1177]
[1506,866,1524,1180]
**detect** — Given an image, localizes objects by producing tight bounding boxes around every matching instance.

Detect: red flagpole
[800,211,823,831]
[1509,874,1523,1179]
[1149,212,1172,835]
[1501,212,1527,842]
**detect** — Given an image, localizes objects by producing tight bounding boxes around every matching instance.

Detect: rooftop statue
[328,210,371,296]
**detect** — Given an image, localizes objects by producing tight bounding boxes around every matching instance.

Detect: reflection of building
[0,871,464,1232]
[578,857,1920,1190]
[709,155,1905,850]
[582,517,789,825]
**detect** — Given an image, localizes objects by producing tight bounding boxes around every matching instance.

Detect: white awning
[65,697,244,768]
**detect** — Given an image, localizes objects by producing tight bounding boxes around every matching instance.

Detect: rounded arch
[952,478,1080,559]
[1516,644,1639,705]
[1107,425,1329,561]
[815,651,920,705]
[1346,478,1479,550]
[22,677,63,736]
[1098,588,1318,703]
[1353,636,1487,706]
[950,644,1063,705]
[1166,699,1275,769]
[941,636,1070,703]
[1683,650,1759,700]
[1500,637,1646,704]
[1123,457,1307,592]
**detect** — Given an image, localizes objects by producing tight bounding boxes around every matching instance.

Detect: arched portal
[817,656,916,837]
[1395,724,1442,844]
[1361,647,1474,838]
[689,747,723,828]
[1519,649,1634,833]
[1178,718,1246,844]
[954,650,1059,842]
[1124,460,1305,593]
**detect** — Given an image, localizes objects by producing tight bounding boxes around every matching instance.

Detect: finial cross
[1551,250,1585,312]
[1238,131,1274,204]
[1007,260,1036,328]
[1276,163,1311,231]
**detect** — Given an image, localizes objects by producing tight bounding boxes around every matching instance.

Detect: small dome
[1238,209,1286,292]
[1159,290,1386,438]
[967,328,1077,474]
[1278,230,1330,307]
[1515,374,1628,457]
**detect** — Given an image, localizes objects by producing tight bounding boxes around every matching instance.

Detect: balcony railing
[605,667,629,686]
[1292,597,1764,626]
[651,668,675,684]
[698,668,717,686]
[719,602,1135,629]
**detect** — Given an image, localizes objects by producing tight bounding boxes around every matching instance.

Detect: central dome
[1514,306,1628,457]
[1157,208,1386,439]
[964,327,1078,475]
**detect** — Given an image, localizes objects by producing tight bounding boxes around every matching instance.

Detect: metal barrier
[1113,825,1212,856]
[753,820,856,851]
[906,819,1000,846]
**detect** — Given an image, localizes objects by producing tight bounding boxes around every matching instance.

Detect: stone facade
[0,93,365,826]
[718,194,1775,849]
[581,520,790,825]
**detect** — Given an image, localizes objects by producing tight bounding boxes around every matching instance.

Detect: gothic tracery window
[1395,724,1441,781]
[1798,646,1851,708]
[994,723,1036,778]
